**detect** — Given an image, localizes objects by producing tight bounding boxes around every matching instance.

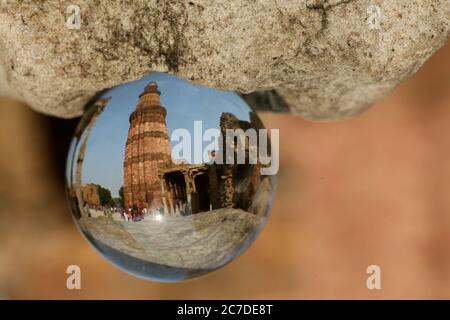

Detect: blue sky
[80,72,252,197]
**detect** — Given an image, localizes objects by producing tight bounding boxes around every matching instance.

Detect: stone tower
[123,82,172,212]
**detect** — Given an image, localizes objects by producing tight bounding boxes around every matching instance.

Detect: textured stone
[123,82,172,212]
[0,1,448,120]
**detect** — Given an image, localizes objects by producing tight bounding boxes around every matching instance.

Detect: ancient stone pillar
[123,82,172,212]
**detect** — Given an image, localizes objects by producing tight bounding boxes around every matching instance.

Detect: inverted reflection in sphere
[66,72,276,281]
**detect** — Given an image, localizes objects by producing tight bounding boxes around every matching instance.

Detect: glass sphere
[66,72,276,281]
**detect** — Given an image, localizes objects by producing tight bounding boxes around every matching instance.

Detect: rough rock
[0,1,448,120]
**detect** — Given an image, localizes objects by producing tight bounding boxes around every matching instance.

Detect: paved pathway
[79,208,265,270]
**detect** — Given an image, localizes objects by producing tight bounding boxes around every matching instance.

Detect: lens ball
[66,72,276,281]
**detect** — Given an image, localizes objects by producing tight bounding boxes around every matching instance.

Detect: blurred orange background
[0,42,449,299]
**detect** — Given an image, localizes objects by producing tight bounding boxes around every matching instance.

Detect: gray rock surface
[0,1,448,120]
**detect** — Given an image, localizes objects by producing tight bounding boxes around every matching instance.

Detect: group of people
[83,202,149,222]
[120,206,148,222]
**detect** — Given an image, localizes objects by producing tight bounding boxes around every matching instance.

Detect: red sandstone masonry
[123,82,171,212]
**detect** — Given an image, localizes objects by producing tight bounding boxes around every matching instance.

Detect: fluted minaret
[123,82,172,212]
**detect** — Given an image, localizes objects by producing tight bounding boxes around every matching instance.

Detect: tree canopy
[96,184,113,207]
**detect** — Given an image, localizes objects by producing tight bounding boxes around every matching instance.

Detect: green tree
[96,184,112,207]
[112,198,122,208]
[118,186,125,208]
